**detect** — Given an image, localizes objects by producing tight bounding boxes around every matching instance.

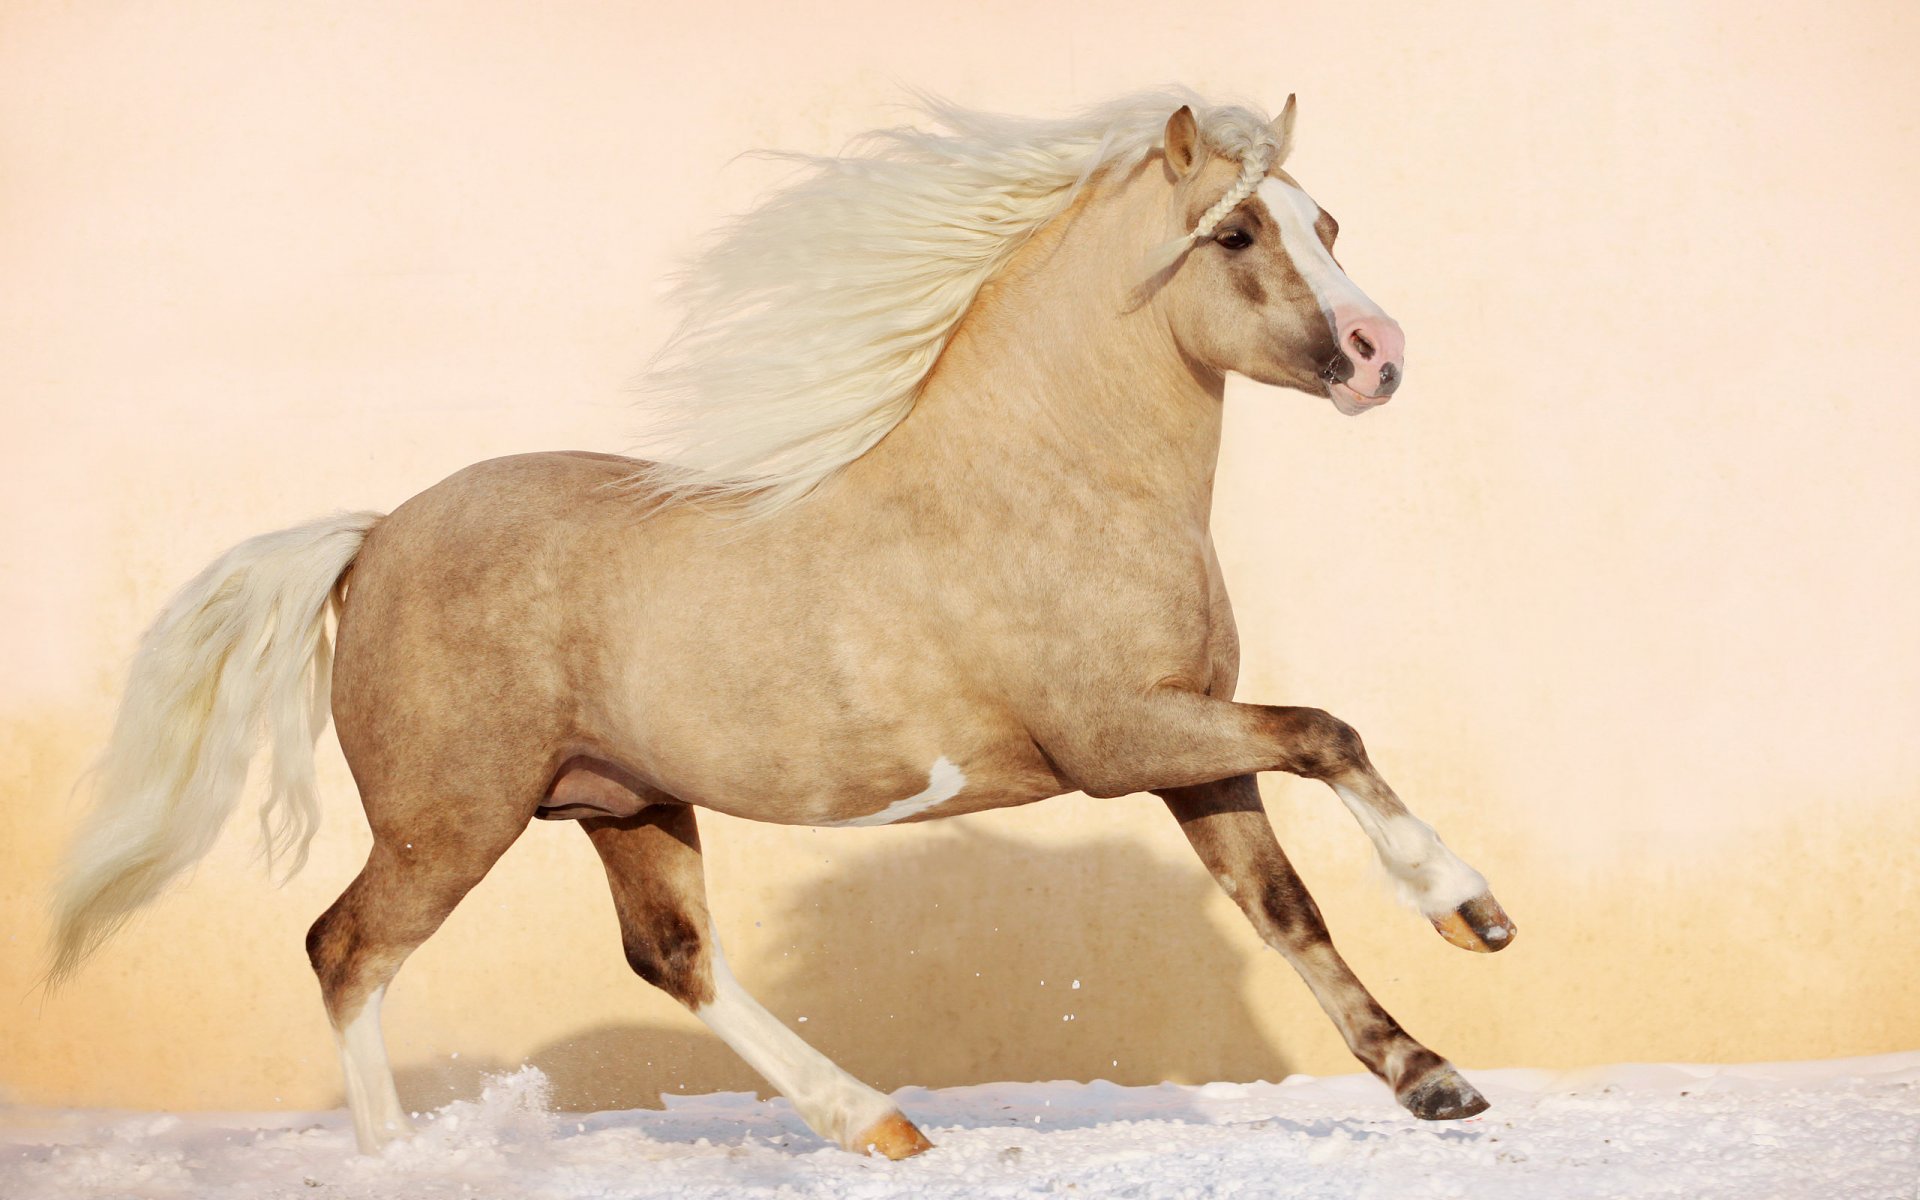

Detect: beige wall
[4,1,1917,1112]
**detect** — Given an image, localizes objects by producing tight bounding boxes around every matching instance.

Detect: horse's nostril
[1349,330,1376,361]
[1377,361,1401,396]
[1318,353,1355,385]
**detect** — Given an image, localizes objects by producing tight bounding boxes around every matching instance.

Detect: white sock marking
[693,923,897,1148]
[1332,784,1490,918]
[827,756,966,827]
[335,984,410,1153]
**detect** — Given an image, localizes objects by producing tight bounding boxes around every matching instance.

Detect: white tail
[46,511,384,986]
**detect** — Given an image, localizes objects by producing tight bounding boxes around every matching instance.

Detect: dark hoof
[1431,892,1517,954]
[1398,1065,1490,1121]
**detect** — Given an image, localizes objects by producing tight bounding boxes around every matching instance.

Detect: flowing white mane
[630,88,1283,516]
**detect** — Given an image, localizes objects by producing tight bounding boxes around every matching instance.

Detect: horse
[47,88,1514,1160]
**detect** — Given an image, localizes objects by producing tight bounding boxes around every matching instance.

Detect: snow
[4,1053,1916,1199]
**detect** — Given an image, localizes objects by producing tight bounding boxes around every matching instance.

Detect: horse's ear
[1270,94,1298,163]
[1164,106,1201,177]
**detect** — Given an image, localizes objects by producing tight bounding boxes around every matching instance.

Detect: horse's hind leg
[1158,774,1489,1120]
[305,794,532,1152]
[581,805,933,1159]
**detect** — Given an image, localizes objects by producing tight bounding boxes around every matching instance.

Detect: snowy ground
[4,1053,1916,1199]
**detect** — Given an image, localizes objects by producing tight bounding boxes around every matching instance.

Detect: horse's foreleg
[581,806,933,1159]
[1158,775,1489,1120]
[1071,692,1513,953]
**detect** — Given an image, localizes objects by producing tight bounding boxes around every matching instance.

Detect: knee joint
[1273,708,1367,778]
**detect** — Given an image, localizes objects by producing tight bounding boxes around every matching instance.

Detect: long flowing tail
[45,511,384,987]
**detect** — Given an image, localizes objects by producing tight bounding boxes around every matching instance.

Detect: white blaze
[1255,178,1389,327]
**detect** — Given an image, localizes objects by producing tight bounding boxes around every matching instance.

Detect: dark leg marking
[1157,774,1488,1120]
[582,805,717,1008]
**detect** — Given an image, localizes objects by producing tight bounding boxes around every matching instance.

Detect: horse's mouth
[1328,380,1391,415]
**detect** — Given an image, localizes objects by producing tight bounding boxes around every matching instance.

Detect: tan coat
[56,103,1510,1160]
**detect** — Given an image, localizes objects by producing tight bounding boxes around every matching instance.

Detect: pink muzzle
[1334,306,1405,402]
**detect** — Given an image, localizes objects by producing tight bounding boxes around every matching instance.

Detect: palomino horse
[50,90,1513,1159]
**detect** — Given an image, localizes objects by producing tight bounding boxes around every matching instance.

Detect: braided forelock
[1190,142,1273,240]
[1134,119,1282,292]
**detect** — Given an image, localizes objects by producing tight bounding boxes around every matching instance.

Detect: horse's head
[1147,98,1404,415]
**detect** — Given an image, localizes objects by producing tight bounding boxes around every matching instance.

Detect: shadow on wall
[387,820,1296,1113]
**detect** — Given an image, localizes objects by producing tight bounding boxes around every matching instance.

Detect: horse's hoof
[1398,1065,1490,1121]
[1430,892,1516,954]
[853,1111,935,1159]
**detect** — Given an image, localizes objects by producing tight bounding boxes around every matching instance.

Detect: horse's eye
[1215,229,1253,251]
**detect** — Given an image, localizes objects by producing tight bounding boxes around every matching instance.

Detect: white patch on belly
[827,756,966,827]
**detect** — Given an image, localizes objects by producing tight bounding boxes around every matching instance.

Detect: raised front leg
[1057,690,1514,952]
[1158,775,1488,1120]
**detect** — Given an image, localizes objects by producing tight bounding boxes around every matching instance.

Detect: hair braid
[1190,143,1273,240]
[1134,138,1276,291]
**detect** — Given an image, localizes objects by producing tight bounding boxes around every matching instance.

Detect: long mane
[630,88,1279,516]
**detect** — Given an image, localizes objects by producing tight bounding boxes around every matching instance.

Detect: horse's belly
[602,616,1061,825]
[623,690,1067,827]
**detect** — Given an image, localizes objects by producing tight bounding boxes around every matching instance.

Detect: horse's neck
[871,168,1227,526]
